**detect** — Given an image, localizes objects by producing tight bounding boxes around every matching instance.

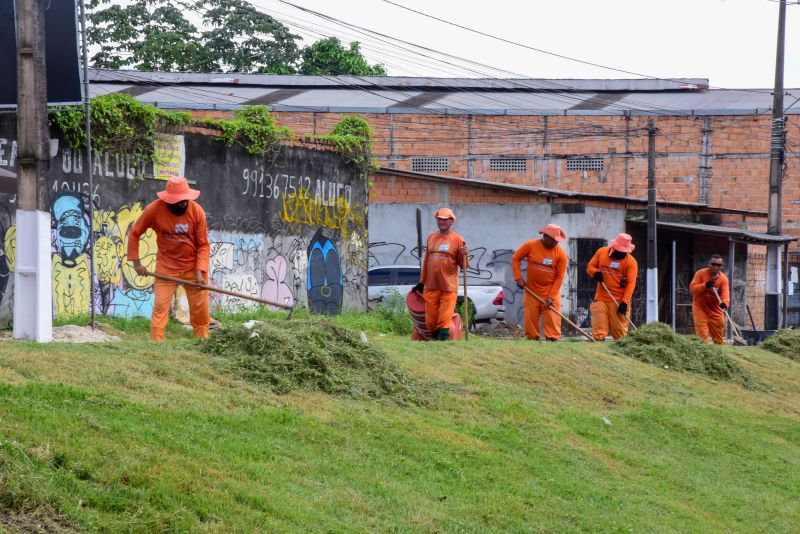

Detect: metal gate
[569,238,607,328]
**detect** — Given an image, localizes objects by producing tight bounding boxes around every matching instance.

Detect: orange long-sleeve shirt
[690,268,730,319]
[127,199,210,274]
[586,246,638,304]
[512,239,567,299]
[420,231,467,293]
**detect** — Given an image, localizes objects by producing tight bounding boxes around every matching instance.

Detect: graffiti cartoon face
[307,230,342,315]
[121,228,157,290]
[52,193,89,266]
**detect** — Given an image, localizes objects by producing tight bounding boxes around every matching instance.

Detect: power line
[378,0,779,95]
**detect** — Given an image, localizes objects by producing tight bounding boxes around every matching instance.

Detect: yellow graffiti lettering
[93,235,123,284]
[280,187,365,240]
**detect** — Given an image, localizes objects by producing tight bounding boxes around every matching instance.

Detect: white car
[368,265,505,323]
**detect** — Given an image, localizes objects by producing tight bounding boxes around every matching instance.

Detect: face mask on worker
[167,200,189,216]
[610,249,627,260]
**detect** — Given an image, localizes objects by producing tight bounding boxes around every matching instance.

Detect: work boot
[437,328,450,341]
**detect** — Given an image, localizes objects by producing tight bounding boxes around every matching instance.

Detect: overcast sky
[252,0,800,89]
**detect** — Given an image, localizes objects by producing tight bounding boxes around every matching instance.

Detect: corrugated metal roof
[89,69,708,91]
[628,219,796,244]
[87,69,797,115]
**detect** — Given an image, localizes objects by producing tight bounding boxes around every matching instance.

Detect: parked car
[368,265,504,323]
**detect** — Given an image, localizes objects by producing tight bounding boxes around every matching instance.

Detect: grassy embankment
[0,312,798,533]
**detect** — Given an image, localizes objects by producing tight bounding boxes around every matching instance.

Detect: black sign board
[0,0,83,107]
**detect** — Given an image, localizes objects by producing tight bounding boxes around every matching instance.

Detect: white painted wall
[369,202,628,325]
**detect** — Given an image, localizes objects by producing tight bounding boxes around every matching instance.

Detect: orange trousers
[151,270,210,342]
[693,309,725,344]
[523,292,561,340]
[590,300,630,341]
[423,289,458,332]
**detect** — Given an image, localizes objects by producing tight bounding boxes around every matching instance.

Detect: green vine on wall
[50,93,192,165]
[200,106,294,163]
[315,115,375,185]
[49,95,375,186]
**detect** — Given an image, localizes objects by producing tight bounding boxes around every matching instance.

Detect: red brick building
[90,71,799,329]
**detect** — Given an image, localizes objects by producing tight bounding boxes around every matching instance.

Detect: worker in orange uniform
[512,223,568,340]
[689,254,730,344]
[413,208,468,341]
[586,233,638,341]
[128,177,210,341]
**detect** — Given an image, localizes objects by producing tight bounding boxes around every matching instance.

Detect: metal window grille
[566,157,604,171]
[489,158,527,172]
[411,157,449,173]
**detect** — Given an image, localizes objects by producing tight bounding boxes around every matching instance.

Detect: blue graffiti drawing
[52,192,89,266]
[307,229,342,315]
[110,287,155,318]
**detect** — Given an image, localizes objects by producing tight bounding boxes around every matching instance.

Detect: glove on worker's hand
[617,302,628,315]
[705,280,715,288]
[593,272,604,283]
[720,302,727,310]
[413,282,424,294]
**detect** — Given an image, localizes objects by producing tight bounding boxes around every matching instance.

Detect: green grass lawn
[0,315,798,533]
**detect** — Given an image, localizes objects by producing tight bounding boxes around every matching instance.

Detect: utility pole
[646,119,658,323]
[14,0,52,342]
[766,0,786,330]
[79,0,96,329]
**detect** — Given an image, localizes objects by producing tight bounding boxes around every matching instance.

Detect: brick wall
[269,110,800,251]
[369,171,537,205]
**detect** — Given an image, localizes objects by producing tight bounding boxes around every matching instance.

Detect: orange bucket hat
[157,177,201,204]
[538,223,566,242]
[610,232,635,253]
[434,207,456,222]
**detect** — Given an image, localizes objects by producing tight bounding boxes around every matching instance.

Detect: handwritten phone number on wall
[242,169,312,200]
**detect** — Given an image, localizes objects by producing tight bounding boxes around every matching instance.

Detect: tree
[299,37,387,76]
[200,0,300,73]
[87,0,300,73]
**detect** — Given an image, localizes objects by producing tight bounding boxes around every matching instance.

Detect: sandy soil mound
[0,325,120,343]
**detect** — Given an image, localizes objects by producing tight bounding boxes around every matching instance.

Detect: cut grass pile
[762,328,800,362]
[204,316,429,404]
[613,322,753,386]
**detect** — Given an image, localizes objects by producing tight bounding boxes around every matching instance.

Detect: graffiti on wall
[307,229,343,315]
[0,131,368,323]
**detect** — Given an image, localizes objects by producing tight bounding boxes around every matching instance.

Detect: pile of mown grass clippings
[204,317,431,405]
[612,322,753,386]
[761,329,800,362]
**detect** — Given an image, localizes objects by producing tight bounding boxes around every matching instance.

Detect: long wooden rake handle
[145,270,294,311]
[462,253,469,341]
[600,282,638,331]
[522,285,595,342]
[712,286,745,341]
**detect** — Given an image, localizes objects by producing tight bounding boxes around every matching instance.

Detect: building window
[489,158,527,172]
[411,157,449,173]
[566,157,604,171]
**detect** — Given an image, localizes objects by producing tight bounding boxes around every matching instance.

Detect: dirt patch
[204,317,431,405]
[612,322,754,387]
[0,325,120,343]
[761,329,800,362]
[0,505,77,533]
[475,321,526,339]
